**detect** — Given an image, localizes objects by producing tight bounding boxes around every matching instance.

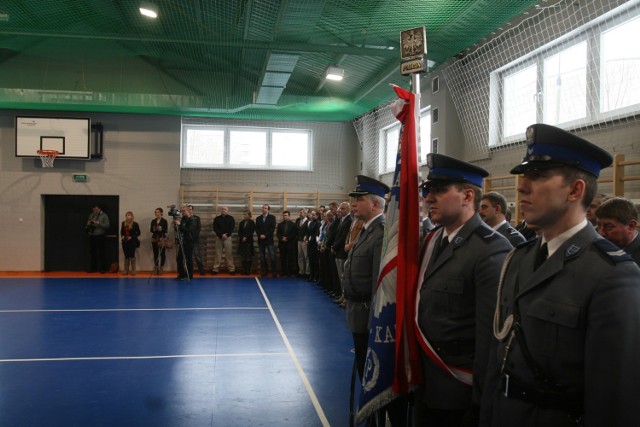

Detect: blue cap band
[526,143,602,176]
[355,182,387,197]
[429,166,484,187]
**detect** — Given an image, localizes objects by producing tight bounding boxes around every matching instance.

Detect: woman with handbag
[150,207,169,275]
[120,211,141,275]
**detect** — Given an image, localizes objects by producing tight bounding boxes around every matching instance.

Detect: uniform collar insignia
[565,244,581,257]
[453,235,465,246]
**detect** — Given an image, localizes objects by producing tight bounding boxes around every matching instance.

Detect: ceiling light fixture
[325,66,344,81]
[139,5,158,19]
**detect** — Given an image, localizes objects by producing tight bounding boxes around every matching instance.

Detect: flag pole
[412,72,421,163]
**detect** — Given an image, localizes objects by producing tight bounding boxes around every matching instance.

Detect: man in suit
[255,204,277,277]
[595,196,640,266]
[342,175,389,382]
[86,204,110,273]
[277,210,297,276]
[175,205,198,281]
[480,191,526,246]
[295,209,310,277]
[188,204,206,275]
[414,153,512,426]
[331,201,353,305]
[212,206,236,274]
[481,124,640,427]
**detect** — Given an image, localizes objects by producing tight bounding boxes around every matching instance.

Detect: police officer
[481,124,640,426]
[343,175,389,381]
[414,154,512,426]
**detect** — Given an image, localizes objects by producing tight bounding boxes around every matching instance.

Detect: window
[419,108,432,163]
[543,41,587,125]
[502,65,537,140]
[491,4,640,146]
[184,127,224,165]
[229,130,266,167]
[181,124,312,170]
[379,107,431,174]
[272,130,310,168]
[600,15,640,113]
[380,124,400,174]
[432,76,439,94]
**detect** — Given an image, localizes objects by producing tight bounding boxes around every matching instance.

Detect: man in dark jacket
[595,196,640,266]
[255,204,277,277]
[212,206,235,274]
[175,205,198,280]
[276,211,297,276]
[188,205,206,275]
[295,209,310,277]
[481,124,640,427]
[331,201,352,304]
[479,191,526,246]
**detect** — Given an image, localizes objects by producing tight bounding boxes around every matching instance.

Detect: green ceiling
[0,0,540,121]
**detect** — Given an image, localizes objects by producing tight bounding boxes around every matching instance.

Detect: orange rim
[37,150,59,157]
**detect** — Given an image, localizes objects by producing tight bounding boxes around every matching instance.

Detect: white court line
[0,352,289,363]
[255,277,331,427]
[0,307,267,313]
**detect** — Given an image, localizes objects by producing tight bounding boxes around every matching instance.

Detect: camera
[167,205,182,220]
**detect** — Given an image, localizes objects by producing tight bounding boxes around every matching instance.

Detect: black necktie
[534,242,548,270]
[434,235,449,261]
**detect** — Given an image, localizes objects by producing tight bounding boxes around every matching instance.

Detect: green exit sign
[72,174,88,183]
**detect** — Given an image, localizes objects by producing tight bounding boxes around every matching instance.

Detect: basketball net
[37,150,59,168]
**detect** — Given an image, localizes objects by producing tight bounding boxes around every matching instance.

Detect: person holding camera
[120,211,141,275]
[86,204,110,273]
[174,205,197,280]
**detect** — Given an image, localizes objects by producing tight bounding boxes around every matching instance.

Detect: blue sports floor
[0,276,355,426]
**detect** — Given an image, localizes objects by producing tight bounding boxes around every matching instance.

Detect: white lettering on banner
[374,325,397,343]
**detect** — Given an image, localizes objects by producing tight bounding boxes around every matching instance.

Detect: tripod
[147,234,168,283]
[174,219,191,282]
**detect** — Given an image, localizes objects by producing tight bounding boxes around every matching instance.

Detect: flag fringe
[355,388,397,424]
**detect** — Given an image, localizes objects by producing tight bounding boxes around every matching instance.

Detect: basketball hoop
[37,150,59,168]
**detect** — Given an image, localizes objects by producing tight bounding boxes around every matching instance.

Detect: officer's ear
[567,178,587,204]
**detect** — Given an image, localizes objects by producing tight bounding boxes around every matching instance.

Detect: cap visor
[510,161,562,175]
[349,190,370,197]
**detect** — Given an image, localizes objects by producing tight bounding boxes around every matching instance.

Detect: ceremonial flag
[356,84,422,423]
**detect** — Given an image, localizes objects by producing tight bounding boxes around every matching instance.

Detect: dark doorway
[44,195,119,271]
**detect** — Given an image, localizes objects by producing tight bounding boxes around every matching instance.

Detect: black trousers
[308,242,319,280]
[88,234,107,272]
[192,240,204,273]
[278,242,296,275]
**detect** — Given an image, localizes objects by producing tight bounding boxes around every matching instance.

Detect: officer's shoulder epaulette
[516,236,539,249]
[475,224,505,243]
[593,238,634,264]
[506,226,520,236]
